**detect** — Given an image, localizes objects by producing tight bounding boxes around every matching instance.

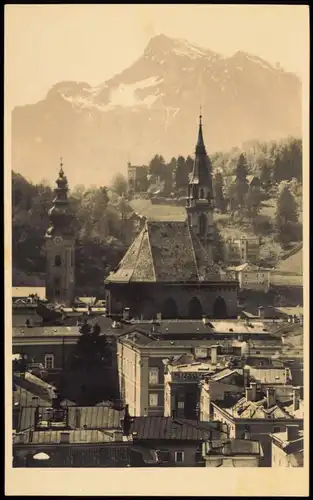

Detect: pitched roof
[206,438,261,456]
[106,221,234,283]
[130,417,222,440]
[228,396,296,420]
[24,429,115,444]
[68,406,124,430]
[13,386,52,409]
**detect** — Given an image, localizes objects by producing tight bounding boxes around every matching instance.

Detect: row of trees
[130,136,302,198]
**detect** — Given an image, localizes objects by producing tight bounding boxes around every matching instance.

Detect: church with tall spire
[45,159,75,306]
[186,111,214,260]
[105,113,239,320]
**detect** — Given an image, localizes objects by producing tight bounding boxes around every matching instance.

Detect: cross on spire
[59,157,64,177]
[199,105,202,125]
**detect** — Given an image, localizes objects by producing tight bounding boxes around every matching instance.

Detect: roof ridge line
[187,223,200,281]
[146,221,157,282]
[130,224,147,282]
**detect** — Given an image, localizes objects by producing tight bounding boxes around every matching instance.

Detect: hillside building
[127,163,149,194]
[224,236,261,265]
[227,262,272,291]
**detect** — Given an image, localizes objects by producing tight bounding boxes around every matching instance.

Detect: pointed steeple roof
[45,158,73,238]
[195,110,206,155]
[189,111,212,186]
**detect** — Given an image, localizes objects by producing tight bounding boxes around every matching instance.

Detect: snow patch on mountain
[108,77,163,108]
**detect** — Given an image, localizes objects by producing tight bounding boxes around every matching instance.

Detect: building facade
[116,319,285,417]
[270,425,304,467]
[227,263,272,291]
[45,161,75,306]
[127,163,149,194]
[224,236,261,265]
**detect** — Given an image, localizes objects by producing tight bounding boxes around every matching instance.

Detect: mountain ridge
[12,34,302,187]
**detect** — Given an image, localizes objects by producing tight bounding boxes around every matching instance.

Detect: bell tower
[186,111,214,260]
[45,159,75,306]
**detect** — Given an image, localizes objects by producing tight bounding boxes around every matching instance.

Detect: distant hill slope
[12,34,302,186]
[275,247,303,275]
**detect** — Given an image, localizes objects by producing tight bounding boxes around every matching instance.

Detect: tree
[245,184,262,222]
[149,154,166,180]
[259,161,271,187]
[275,183,298,245]
[234,154,249,213]
[62,320,113,404]
[111,173,128,197]
[213,172,226,212]
[174,156,188,191]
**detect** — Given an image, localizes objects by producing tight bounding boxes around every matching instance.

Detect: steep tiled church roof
[106,221,234,284]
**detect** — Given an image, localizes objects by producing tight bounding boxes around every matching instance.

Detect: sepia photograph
[5,4,309,496]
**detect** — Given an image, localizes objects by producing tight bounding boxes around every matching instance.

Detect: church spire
[196,107,206,155]
[189,111,212,186]
[46,158,73,238]
[186,111,214,260]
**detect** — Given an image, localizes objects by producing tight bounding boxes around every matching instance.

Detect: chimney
[123,308,130,321]
[123,405,132,437]
[60,432,70,444]
[156,312,162,321]
[258,306,265,319]
[244,429,251,440]
[266,388,276,408]
[203,440,212,455]
[243,367,250,388]
[286,424,300,442]
[211,346,218,365]
[245,387,253,401]
[293,387,301,412]
[250,382,257,402]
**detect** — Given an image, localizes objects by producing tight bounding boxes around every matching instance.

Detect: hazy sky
[5,4,309,111]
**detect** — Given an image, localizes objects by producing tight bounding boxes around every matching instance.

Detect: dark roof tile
[106,221,236,284]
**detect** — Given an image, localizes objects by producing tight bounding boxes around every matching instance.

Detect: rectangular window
[175,451,184,463]
[44,354,54,369]
[149,367,159,385]
[149,393,159,407]
[178,401,185,409]
[273,426,281,433]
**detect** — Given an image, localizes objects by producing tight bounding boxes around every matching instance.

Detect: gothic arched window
[199,214,207,237]
[162,298,178,319]
[200,188,204,199]
[54,255,62,267]
[213,296,228,319]
[188,297,203,319]
[193,186,199,199]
